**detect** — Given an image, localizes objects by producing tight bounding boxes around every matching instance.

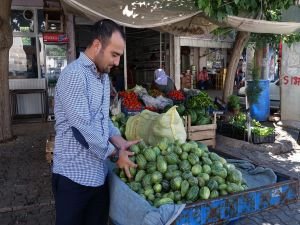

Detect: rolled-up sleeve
[108,118,121,137]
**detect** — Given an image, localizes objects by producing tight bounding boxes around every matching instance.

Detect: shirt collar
[79,52,106,79]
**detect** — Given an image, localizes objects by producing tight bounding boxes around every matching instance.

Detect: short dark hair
[86,19,125,48]
[203,67,207,70]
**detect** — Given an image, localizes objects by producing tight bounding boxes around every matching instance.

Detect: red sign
[43,33,69,43]
[283,75,300,86]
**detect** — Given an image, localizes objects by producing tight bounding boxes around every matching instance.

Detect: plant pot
[247,80,270,121]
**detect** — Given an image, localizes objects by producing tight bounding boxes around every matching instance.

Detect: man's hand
[119,139,140,151]
[110,136,140,152]
[116,149,136,179]
[110,137,140,179]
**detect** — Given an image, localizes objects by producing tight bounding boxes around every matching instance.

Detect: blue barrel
[248,80,270,121]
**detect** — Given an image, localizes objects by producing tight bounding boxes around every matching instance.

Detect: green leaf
[217,11,225,21]
[225,5,233,15]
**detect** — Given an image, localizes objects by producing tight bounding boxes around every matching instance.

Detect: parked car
[238,79,280,101]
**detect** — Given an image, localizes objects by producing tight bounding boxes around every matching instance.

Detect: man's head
[85,19,125,73]
[203,67,207,71]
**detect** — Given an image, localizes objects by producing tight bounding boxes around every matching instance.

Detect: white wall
[281,43,300,128]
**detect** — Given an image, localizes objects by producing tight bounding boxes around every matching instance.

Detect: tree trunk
[0,0,13,142]
[222,31,250,102]
[254,46,263,78]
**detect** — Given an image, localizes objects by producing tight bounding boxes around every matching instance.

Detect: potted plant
[245,67,262,106]
[227,95,240,115]
[245,67,270,121]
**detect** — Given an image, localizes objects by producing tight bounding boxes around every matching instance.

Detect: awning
[61,0,201,28]
[226,16,300,34]
[61,0,300,35]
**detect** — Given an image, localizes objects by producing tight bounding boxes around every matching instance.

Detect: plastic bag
[125,110,159,144]
[125,106,186,146]
[108,162,185,225]
[132,85,148,97]
[141,95,159,108]
[110,93,121,116]
[150,106,187,145]
[155,96,173,110]
[140,95,173,110]
[182,88,200,100]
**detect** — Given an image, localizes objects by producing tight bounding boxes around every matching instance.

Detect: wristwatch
[110,148,120,163]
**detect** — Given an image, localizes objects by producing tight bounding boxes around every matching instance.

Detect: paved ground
[0,121,299,225]
[216,123,300,225]
[0,122,54,225]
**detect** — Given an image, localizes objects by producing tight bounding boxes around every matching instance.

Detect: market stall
[44,2,300,222]
[45,86,299,224]
[106,89,297,224]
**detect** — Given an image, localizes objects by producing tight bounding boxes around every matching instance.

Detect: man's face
[94,32,125,73]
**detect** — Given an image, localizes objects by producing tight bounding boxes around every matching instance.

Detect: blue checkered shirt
[53,53,120,187]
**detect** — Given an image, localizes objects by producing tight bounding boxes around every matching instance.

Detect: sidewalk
[216,123,300,225]
[0,122,55,225]
[0,121,299,225]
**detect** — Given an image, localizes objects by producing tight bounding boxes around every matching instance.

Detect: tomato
[167,90,185,101]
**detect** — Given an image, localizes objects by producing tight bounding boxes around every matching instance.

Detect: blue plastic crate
[121,107,143,116]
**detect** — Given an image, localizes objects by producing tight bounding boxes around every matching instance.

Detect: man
[154,68,175,94]
[52,19,138,225]
[197,67,209,90]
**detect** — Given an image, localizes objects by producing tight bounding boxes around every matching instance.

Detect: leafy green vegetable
[252,127,275,137]
[186,91,216,111]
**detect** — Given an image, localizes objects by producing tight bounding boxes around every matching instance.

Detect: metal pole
[34,9,41,79]
[245,97,252,143]
[123,26,128,90]
[160,32,162,68]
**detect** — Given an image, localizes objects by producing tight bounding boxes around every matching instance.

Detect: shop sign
[43,33,69,43]
[281,43,300,125]
[283,75,300,86]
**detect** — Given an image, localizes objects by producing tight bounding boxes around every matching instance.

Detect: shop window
[39,37,46,78]
[38,9,45,33]
[11,9,34,33]
[9,37,38,78]
[10,8,46,79]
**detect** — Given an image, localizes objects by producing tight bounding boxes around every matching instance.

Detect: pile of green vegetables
[111,113,128,137]
[163,91,216,126]
[251,127,275,137]
[186,91,216,111]
[229,113,275,137]
[185,91,216,125]
[229,113,260,129]
[115,138,248,207]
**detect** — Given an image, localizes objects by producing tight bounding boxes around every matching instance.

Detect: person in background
[52,19,139,225]
[197,67,209,90]
[154,68,175,94]
[269,55,275,81]
[235,59,244,88]
[235,68,244,89]
[127,64,136,89]
[111,66,124,92]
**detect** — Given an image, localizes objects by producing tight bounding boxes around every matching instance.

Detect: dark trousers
[197,80,207,90]
[52,173,109,225]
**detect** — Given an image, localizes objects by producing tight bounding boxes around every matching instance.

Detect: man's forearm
[109,135,127,150]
